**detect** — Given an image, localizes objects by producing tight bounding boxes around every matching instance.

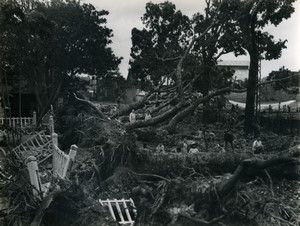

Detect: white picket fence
[52,133,77,179]
[26,141,77,197]
[24,113,77,197]
[0,111,36,128]
[99,198,136,226]
[26,156,51,197]
[12,130,52,162]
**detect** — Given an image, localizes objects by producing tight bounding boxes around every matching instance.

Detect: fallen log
[193,155,300,216]
[134,145,300,179]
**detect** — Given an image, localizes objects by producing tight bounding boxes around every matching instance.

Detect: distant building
[217,60,250,81]
[79,75,97,99]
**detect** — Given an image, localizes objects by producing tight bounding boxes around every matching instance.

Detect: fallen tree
[129,147,300,225]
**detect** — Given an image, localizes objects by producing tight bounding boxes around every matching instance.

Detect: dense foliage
[129,0,296,131]
[0,0,121,118]
[129,2,191,87]
[267,67,300,92]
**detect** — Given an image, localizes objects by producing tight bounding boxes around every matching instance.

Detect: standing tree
[129,1,191,88]
[0,0,122,121]
[218,0,296,133]
[188,0,245,121]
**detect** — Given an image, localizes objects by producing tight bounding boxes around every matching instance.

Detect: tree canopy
[0,0,122,119]
[129,1,191,87]
[127,0,296,131]
[266,67,300,92]
[218,0,296,132]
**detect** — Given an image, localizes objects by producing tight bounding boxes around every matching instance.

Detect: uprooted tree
[35,1,299,225]
[1,0,299,226]
[127,0,296,133]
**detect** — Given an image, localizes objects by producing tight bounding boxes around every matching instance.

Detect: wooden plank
[106,200,117,221]
[122,199,133,223]
[114,199,125,223]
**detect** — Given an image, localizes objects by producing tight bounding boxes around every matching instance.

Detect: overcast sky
[83,0,300,78]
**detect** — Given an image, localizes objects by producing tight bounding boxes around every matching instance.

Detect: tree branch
[250,0,264,17]
[73,93,106,118]
[258,73,300,87]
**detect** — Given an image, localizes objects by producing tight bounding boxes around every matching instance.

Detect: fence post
[50,105,54,116]
[32,111,37,126]
[68,144,78,172]
[26,156,41,197]
[52,132,58,147]
[52,133,58,175]
[49,115,54,135]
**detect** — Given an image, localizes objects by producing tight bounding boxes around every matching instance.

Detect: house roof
[217,60,250,67]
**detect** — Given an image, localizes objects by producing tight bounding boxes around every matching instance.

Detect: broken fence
[99,198,137,225]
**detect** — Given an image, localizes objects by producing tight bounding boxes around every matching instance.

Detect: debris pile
[1,98,300,226]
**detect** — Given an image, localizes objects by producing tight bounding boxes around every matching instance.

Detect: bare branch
[250,0,264,17]
[73,93,106,118]
[153,52,181,62]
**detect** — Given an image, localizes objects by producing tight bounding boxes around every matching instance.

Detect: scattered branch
[73,93,106,118]
[179,212,227,225]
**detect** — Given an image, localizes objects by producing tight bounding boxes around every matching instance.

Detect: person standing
[224,130,234,151]
[144,110,152,120]
[129,109,136,122]
[182,139,188,154]
[117,96,121,109]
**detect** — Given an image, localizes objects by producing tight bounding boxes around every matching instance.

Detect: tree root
[30,189,62,226]
[178,212,227,225]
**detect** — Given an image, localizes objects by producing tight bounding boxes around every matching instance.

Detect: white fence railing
[52,133,77,179]
[26,135,77,197]
[12,130,52,161]
[99,198,136,225]
[25,113,77,197]
[0,111,36,128]
[26,156,51,197]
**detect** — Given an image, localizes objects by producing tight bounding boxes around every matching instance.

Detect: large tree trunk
[124,102,185,130]
[244,16,259,134]
[134,145,300,179]
[193,154,300,216]
[166,87,231,132]
[112,92,156,119]
[244,52,258,134]
[124,86,246,131]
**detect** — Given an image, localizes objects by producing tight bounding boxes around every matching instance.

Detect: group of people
[128,107,264,154]
[224,130,264,153]
[152,128,264,155]
[156,140,199,154]
[267,103,292,113]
